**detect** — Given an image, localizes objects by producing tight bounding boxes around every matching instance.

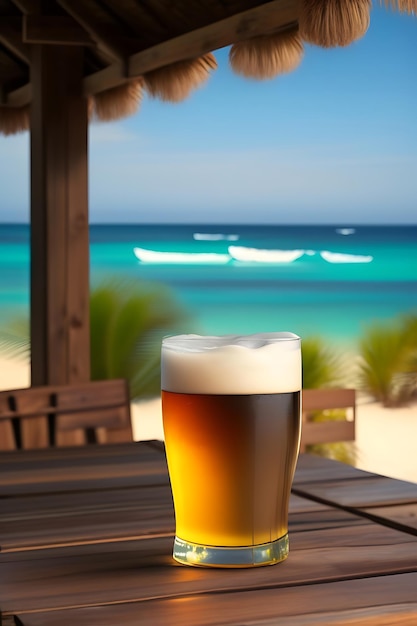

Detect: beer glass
[161,332,302,568]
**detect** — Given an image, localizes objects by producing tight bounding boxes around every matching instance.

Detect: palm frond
[357,317,417,406]
[90,278,192,400]
[302,337,347,389]
[0,317,30,361]
[0,330,30,360]
[90,287,119,381]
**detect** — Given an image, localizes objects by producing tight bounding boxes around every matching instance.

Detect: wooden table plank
[289,508,367,534]
[0,485,175,551]
[13,572,417,626]
[0,441,164,465]
[0,442,169,497]
[293,476,417,509]
[361,504,417,533]
[293,454,377,485]
[1,522,416,614]
[288,494,368,532]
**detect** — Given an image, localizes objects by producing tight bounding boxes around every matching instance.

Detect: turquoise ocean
[1,223,416,352]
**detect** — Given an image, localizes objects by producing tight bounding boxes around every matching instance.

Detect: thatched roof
[0,0,414,133]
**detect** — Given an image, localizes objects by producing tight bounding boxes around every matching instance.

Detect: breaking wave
[336,228,356,236]
[193,233,239,241]
[228,246,305,263]
[133,247,231,264]
[320,250,373,264]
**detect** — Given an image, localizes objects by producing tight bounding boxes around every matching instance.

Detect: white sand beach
[1,355,416,485]
[354,397,417,484]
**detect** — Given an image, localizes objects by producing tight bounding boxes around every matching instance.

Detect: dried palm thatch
[299,0,371,48]
[229,28,303,80]
[381,0,417,13]
[0,105,30,136]
[92,79,144,121]
[143,54,217,102]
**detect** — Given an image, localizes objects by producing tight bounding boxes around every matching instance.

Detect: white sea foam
[193,233,239,241]
[320,250,373,264]
[336,228,356,236]
[228,246,305,263]
[161,333,301,395]
[133,247,231,264]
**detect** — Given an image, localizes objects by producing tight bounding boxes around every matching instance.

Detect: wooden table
[1,442,417,625]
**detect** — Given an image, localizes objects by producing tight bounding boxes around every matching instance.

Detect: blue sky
[1,4,416,224]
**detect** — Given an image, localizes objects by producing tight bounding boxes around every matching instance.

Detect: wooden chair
[0,379,133,451]
[300,388,356,453]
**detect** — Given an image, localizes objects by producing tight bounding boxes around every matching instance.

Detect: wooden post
[30,45,89,387]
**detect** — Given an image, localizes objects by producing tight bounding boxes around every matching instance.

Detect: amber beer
[161,333,302,568]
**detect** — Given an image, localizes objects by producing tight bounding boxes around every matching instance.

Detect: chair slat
[56,380,128,412]
[57,407,129,431]
[0,420,15,450]
[303,389,356,412]
[21,417,50,450]
[300,389,356,452]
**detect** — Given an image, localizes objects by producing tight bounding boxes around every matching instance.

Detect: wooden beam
[30,45,90,387]
[82,62,124,97]
[2,83,31,107]
[128,0,300,77]
[0,18,30,64]
[83,0,299,95]
[23,15,94,46]
[57,0,127,64]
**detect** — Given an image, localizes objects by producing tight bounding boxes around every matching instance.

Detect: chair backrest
[0,379,133,450]
[300,388,356,453]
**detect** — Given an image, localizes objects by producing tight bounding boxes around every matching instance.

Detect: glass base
[172,534,289,568]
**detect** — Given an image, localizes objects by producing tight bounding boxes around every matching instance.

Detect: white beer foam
[161,333,301,394]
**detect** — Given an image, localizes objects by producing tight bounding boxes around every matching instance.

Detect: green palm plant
[90,278,191,398]
[400,315,417,398]
[358,315,417,407]
[0,317,30,361]
[302,336,347,389]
